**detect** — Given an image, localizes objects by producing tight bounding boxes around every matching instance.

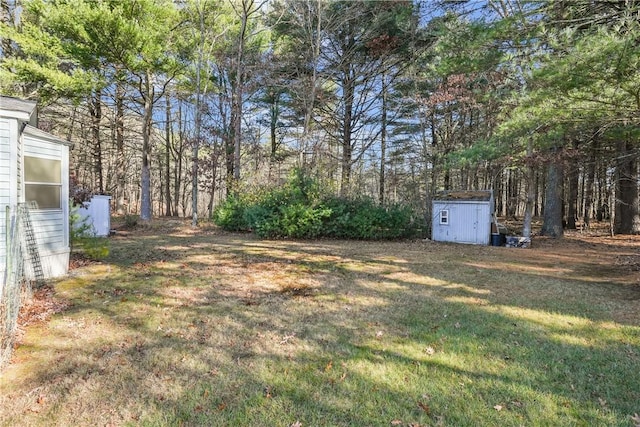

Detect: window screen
[24,156,62,209]
[25,157,61,183]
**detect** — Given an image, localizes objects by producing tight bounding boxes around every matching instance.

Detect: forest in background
[1,0,638,237]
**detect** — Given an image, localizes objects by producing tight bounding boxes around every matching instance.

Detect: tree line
[1,0,638,236]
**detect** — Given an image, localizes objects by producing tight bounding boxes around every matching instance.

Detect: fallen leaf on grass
[264,386,273,398]
[390,421,403,426]
[424,346,435,356]
[417,400,430,414]
[324,360,333,372]
[280,333,296,345]
[631,413,640,427]
[493,404,503,411]
[217,402,227,411]
[289,421,302,427]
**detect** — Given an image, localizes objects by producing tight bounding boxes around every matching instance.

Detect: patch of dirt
[13,285,69,348]
[68,253,101,270]
[615,254,640,271]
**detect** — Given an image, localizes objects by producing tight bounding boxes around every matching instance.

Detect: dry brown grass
[1,218,639,426]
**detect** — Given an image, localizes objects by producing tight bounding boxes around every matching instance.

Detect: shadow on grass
[2,226,639,426]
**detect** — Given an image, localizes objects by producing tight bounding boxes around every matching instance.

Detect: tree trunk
[430,112,439,198]
[596,161,608,221]
[379,72,388,204]
[268,91,280,163]
[494,167,503,216]
[541,151,564,238]
[192,3,207,227]
[340,70,355,197]
[89,92,104,194]
[115,80,127,215]
[540,169,546,217]
[225,125,235,196]
[583,136,597,228]
[566,163,579,229]
[614,140,640,234]
[192,93,201,226]
[207,149,218,219]
[232,0,251,187]
[297,0,322,173]
[507,169,517,219]
[1,0,14,58]
[522,140,534,238]
[164,95,172,217]
[534,169,540,217]
[140,70,155,222]
[174,100,184,216]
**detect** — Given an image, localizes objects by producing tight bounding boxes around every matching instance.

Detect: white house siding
[16,124,21,201]
[28,211,69,277]
[1,99,70,281]
[22,131,70,278]
[0,117,13,273]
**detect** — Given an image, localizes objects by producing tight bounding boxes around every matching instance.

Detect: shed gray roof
[0,95,37,123]
[434,190,493,202]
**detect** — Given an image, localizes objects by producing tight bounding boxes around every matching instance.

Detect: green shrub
[214,169,419,240]
[78,236,110,260]
[322,196,418,239]
[322,196,360,239]
[274,203,331,239]
[69,204,92,245]
[213,195,251,231]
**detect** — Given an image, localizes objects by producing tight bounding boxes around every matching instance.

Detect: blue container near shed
[491,233,504,247]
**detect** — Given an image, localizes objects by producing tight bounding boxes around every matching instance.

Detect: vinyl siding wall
[432,200,492,245]
[0,117,14,268]
[22,133,70,277]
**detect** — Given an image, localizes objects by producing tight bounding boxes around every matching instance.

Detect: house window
[439,209,449,225]
[24,156,62,209]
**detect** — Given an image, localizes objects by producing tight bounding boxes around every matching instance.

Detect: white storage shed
[76,195,112,237]
[1,96,71,280]
[432,190,494,245]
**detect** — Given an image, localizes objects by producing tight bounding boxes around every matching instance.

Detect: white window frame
[24,155,62,210]
[439,209,449,225]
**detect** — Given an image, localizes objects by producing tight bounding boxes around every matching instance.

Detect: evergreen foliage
[2,0,638,235]
[214,169,420,239]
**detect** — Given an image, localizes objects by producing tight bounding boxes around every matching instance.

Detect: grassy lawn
[1,219,639,426]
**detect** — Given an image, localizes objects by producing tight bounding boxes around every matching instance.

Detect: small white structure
[76,195,111,237]
[432,190,494,245]
[1,96,71,279]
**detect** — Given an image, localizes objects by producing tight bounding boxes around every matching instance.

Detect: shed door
[450,204,490,245]
[450,205,480,244]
